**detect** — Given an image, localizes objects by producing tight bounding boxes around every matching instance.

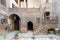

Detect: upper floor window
[44,12,50,20]
[1,0,6,6]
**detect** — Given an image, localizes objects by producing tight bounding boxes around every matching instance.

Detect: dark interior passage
[48,28,55,34]
[44,12,50,19]
[10,14,20,30]
[27,21,33,31]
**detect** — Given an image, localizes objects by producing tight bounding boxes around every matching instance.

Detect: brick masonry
[8,8,58,35]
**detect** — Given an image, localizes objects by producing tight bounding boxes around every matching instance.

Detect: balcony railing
[42,16,58,24]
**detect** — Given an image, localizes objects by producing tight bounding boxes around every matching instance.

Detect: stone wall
[8,8,41,32]
[8,8,58,34]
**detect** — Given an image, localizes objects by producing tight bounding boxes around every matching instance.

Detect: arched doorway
[27,21,33,31]
[48,28,55,34]
[9,14,20,30]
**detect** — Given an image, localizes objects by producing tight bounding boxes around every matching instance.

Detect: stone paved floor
[0,31,59,40]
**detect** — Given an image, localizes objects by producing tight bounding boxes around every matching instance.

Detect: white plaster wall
[28,0,33,8]
[21,2,24,8]
[9,0,19,8]
[33,0,40,8]
[27,0,40,8]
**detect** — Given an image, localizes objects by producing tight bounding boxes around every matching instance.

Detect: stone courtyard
[0,0,60,40]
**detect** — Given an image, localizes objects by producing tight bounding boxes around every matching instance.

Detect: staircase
[34,16,58,35]
[34,25,47,35]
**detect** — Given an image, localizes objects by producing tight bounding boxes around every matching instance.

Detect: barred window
[1,0,6,6]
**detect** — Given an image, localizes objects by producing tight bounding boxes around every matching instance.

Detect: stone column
[18,0,20,5]
[24,0,26,8]
[18,0,21,7]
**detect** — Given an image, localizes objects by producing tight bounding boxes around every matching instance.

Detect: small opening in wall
[44,12,50,20]
[27,21,33,31]
[48,28,55,34]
